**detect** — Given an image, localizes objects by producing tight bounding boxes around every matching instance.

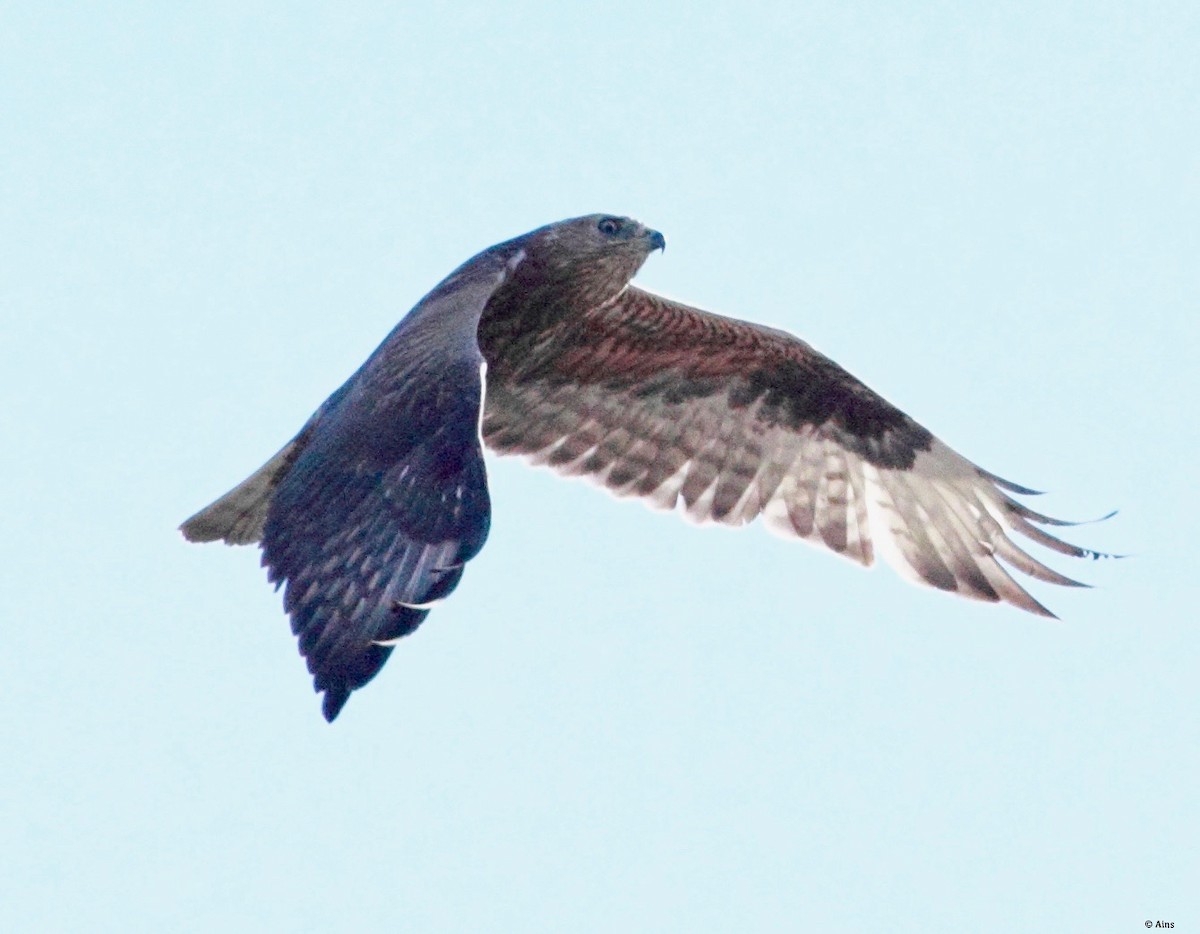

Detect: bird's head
[581,214,666,254]
[528,214,666,301]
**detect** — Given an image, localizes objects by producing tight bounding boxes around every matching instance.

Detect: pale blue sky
[2,2,1196,931]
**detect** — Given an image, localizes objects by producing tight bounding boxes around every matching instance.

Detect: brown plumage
[181,214,1109,720]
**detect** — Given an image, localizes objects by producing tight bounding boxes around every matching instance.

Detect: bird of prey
[181,214,1107,721]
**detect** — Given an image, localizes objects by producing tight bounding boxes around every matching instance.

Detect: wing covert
[480,286,1104,616]
[257,249,521,719]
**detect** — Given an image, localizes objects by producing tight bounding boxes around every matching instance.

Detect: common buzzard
[181,214,1108,720]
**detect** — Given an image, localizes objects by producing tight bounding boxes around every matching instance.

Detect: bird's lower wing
[263,380,490,721]
[481,286,1106,617]
[187,247,523,720]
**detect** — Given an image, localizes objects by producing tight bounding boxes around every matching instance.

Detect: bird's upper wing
[481,285,1104,616]
[255,248,523,719]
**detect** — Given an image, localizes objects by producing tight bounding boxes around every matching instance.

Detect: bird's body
[182,214,1106,720]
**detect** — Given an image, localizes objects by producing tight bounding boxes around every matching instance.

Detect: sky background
[2,2,1196,931]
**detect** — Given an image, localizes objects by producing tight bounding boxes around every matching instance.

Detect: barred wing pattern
[261,354,489,721]
[481,286,1100,617]
[183,249,521,719]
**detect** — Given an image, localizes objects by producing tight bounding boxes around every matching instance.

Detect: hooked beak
[644,228,666,252]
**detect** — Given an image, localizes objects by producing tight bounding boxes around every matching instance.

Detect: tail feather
[180,441,299,545]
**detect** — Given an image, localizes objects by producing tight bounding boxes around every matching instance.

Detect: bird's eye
[597,217,622,236]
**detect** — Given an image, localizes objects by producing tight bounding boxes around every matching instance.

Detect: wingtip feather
[321,687,350,722]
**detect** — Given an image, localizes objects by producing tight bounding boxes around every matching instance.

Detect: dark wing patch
[253,249,519,720]
[263,369,489,720]
[480,286,1106,616]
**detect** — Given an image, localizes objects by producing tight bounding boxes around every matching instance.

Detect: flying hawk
[181,214,1107,720]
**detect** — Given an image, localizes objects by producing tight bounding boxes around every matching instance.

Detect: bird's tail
[179,441,299,545]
